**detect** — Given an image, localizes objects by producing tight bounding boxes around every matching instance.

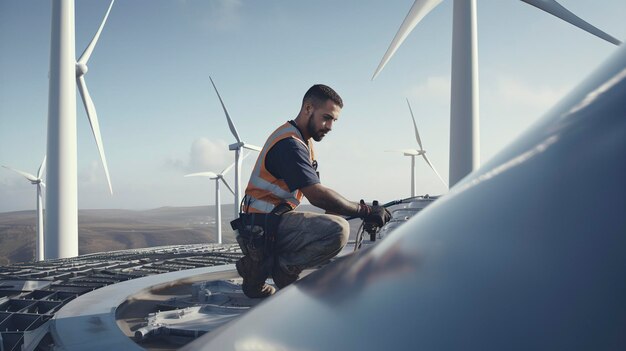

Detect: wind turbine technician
[232,84,391,298]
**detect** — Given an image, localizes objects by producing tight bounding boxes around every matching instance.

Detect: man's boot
[272,263,301,289]
[236,255,276,298]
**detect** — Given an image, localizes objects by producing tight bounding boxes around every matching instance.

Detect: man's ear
[303,101,314,115]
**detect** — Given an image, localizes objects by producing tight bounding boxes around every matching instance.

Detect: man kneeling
[235,84,390,298]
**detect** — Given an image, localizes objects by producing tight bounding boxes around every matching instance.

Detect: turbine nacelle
[229,142,261,151]
[387,149,425,156]
[75,63,88,77]
[229,142,244,150]
[403,150,425,157]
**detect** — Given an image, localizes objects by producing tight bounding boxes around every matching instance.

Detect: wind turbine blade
[77,0,115,64]
[221,151,251,175]
[386,149,420,155]
[372,0,443,80]
[220,178,236,196]
[521,0,621,46]
[220,162,236,176]
[37,155,46,179]
[1,166,38,182]
[406,98,424,150]
[77,75,113,195]
[40,182,46,189]
[241,151,252,162]
[185,171,219,179]
[242,143,262,152]
[209,76,241,143]
[421,154,447,187]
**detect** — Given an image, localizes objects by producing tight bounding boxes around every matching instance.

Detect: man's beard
[307,112,324,142]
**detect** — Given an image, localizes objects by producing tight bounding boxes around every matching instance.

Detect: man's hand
[359,200,391,227]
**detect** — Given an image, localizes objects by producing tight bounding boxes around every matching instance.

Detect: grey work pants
[274,211,349,274]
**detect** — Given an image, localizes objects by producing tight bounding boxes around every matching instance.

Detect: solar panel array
[0,244,242,351]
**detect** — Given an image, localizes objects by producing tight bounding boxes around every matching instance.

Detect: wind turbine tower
[209,77,261,218]
[185,158,245,244]
[389,99,446,197]
[2,157,47,261]
[372,0,621,187]
[46,0,114,259]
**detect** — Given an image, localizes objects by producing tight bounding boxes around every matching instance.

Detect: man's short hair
[303,84,343,108]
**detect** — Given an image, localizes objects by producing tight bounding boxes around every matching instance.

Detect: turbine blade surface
[220,162,236,176]
[37,155,47,179]
[521,0,621,45]
[209,76,241,143]
[386,149,420,155]
[2,166,38,182]
[77,0,115,64]
[372,0,443,80]
[406,98,424,150]
[221,152,251,175]
[185,171,218,179]
[422,153,447,187]
[242,144,262,152]
[77,75,113,194]
[221,178,236,196]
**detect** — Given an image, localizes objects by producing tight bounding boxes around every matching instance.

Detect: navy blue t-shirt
[265,122,320,192]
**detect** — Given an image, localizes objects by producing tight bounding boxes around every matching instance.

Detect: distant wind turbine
[185,154,250,244]
[2,156,47,261]
[372,0,621,187]
[388,99,446,197]
[46,0,115,259]
[209,77,262,218]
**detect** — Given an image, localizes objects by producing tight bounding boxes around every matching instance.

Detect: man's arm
[300,183,360,217]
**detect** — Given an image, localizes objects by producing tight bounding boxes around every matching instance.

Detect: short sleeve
[265,138,320,192]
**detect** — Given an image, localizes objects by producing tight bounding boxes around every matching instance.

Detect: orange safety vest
[242,122,315,214]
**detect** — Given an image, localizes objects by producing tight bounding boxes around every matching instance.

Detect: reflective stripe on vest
[243,122,315,214]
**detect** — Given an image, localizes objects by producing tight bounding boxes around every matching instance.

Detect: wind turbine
[209,77,261,218]
[372,0,621,187]
[389,99,447,197]
[185,155,249,244]
[46,0,115,259]
[2,156,47,261]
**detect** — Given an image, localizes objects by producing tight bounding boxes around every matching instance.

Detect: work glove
[358,200,391,228]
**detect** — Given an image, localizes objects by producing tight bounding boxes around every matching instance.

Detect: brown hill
[0,205,235,265]
[0,204,362,265]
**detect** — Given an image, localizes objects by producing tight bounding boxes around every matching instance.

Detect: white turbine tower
[209,77,261,218]
[46,0,115,259]
[389,99,447,197]
[372,0,622,187]
[185,157,248,244]
[2,156,47,261]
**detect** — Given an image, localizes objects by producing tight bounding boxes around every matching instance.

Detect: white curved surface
[52,264,237,351]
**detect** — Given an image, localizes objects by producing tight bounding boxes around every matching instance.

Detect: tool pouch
[234,224,265,259]
[231,203,294,272]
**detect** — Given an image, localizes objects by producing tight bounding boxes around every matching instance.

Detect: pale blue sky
[1,0,624,212]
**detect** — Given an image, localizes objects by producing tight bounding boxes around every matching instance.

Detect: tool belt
[230,203,294,271]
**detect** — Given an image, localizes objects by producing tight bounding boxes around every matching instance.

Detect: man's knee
[326,215,349,249]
